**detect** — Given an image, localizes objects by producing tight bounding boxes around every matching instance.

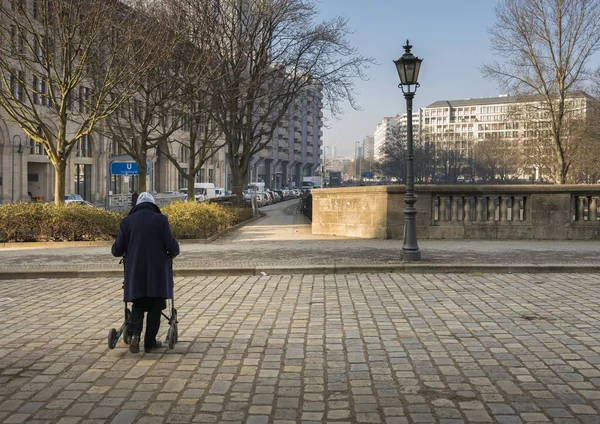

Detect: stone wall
[311,185,600,240]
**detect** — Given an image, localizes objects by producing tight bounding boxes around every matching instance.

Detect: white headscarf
[136,192,156,205]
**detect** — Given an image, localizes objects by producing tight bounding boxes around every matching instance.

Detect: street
[1,272,600,423]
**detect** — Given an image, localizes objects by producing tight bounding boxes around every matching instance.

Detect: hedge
[0,201,254,242]
[162,201,253,239]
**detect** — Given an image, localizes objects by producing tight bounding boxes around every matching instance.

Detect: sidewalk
[0,200,599,278]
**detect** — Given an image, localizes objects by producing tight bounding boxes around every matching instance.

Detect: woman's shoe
[129,336,140,353]
[144,340,163,352]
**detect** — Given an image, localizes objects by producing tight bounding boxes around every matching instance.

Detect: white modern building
[422,92,591,157]
[373,111,423,162]
[362,136,374,161]
[373,115,399,161]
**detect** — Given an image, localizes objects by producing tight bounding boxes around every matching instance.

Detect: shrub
[162,201,252,239]
[0,202,122,242]
[0,200,254,242]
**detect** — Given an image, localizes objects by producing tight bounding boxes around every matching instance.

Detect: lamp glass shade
[394,59,407,84]
[395,57,422,85]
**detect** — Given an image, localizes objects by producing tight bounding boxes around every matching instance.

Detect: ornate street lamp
[11,135,23,202]
[394,40,422,261]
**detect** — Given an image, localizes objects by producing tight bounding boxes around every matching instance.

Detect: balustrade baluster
[446,197,453,221]
[578,197,586,221]
[591,197,598,221]
[433,197,439,222]
[500,197,508,222]
[439,196,447,222]
[476,197,484,222]
[464,197,472,222]
[457,197,464,221]
[487,197,495,221]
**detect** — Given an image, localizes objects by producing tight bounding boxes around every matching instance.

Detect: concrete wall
[311,185,600,240]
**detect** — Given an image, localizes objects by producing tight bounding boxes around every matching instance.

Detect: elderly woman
[112,192,180,353]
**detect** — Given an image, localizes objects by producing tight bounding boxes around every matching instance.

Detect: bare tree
[190,0,373,202]
[103,1,191,194]
[473,137,520,183]
[483,0,600,184]
[156,0,227,202]
[0,0,166,203]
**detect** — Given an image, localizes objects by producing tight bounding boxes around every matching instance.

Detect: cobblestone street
[2,273,600,423]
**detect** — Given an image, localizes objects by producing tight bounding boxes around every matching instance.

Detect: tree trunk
[230,161,247,207]
[54,160,67,205]
[187,173,195,202]
[138,159,147,193]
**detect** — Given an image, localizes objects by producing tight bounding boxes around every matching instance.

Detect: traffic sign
[111,162,150,176]
[361,172,375,179]
[111,162,139,175]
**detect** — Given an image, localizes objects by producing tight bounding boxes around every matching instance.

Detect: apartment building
[374,115,399,161]
[422,92,592,161]
[248,84,323,189]
[362,136,374,161]
[373,110,423,162]
[0,1,322,203]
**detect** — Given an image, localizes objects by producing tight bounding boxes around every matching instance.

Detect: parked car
[65,193,84,203]
[64,194,94,206]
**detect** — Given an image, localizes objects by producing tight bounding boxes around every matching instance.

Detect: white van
[193,183,216,201]
[214,187,226,197]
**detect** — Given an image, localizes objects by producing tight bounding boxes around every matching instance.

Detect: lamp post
[394,40,423,261]
[11,135,23,202]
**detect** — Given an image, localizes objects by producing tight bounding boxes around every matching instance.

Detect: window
[78,86,83,112]
[18,30,25,55]
[40,78,47,106]
[10,74,16,97]
[84,87,90,113]
[31,75,39,104]
[74,164,92,201]
[9,25,16,56]
[17,71,23,100]
[76,134,92,158]
[180,145,189,162]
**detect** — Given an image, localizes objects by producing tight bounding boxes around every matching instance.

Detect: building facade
[421,92,592,179]
[373,115,399,161]
[248,85,323,189]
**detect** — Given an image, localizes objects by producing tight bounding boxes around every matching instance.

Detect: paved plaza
[2,272,600,423]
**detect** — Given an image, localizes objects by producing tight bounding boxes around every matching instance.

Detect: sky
[316,0,503,157]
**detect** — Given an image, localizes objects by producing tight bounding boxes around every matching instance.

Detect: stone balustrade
[311,185,600,240]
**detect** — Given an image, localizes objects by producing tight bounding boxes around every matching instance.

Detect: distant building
[373,111,423,162]
[422,92,593,179]
[362,135,374,161]
[374,115,399,161]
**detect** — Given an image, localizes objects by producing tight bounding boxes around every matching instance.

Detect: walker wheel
[108,328,118,349]
[123,309,131,344]
[173,323,178,344]
[167,325,176,349]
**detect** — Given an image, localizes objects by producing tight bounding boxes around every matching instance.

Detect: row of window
[9,70,92,110]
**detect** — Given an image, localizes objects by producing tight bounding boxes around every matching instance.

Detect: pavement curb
[0,263,598,280]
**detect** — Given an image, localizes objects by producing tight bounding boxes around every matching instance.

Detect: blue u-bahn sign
[111,162,150,175]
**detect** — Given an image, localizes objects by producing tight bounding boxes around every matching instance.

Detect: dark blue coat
[111,202,180,302]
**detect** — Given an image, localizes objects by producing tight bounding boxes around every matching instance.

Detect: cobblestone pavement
[2,273,600,423]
